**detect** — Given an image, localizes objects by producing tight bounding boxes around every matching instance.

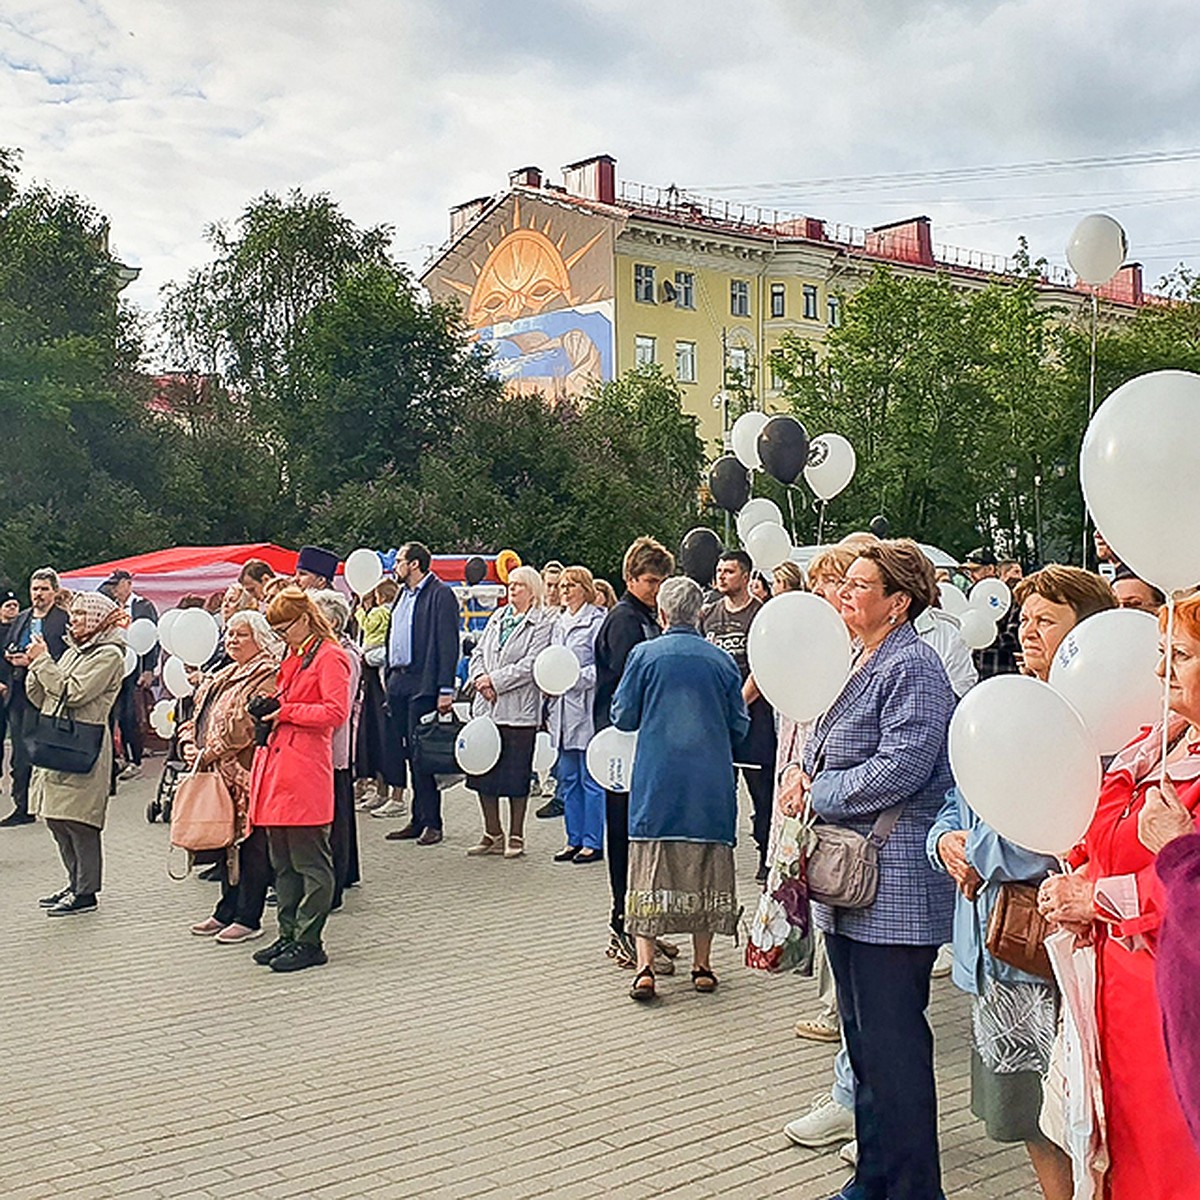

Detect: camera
[246,695,280,747]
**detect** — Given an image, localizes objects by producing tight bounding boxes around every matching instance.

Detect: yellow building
[421,155,1147,448]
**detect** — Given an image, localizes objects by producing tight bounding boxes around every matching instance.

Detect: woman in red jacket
[248,587,351,973]
[1040,591,1200,1199]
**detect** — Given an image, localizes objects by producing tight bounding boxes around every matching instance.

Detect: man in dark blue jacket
[384,543,460,846]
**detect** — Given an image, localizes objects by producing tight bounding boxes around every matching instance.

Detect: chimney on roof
[865,216,935,267]
[450,196,492,239]
[1096,262,1144,306]
[562,154,617,206]
[509,165,543,189]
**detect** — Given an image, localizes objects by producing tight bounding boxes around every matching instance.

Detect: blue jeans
[557,749,605,851]
[833,1042,856,1111]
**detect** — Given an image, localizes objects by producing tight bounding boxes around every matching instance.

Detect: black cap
[102,569,133,585]
[0,589,17,605]
[963,547,997,567]
[296,545,339,582]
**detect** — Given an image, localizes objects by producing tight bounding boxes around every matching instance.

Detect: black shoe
[196,865,221,882]
[755,862,769,884]
[0,811,35,827]
[38,887,71,908]
[252,937,292,966]
[553,845,582,862]
[385,823,422,841]
[47,892,97,916]
[535,798,564,819]
[572,848,603,864]
[269,942,328,973]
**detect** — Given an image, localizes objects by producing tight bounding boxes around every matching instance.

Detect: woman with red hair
[247,587,351,973]
[1040,591,1200,1198]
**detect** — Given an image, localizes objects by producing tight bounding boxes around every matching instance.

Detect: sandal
[629,966,657,1002]
[504,835,525,859]
[466,833,505,857]
[691,966,719,993]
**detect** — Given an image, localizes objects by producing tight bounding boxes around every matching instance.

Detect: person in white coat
[547,566,607,864]
[465,567,552,858]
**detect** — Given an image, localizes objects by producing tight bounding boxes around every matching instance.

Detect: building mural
[433,195,615,400]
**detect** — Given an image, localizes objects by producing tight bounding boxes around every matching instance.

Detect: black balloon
[757,416,810,486]
[869,514,889,538]
[679,527,723,586]
[463,555,487,586]
[708,454,752,512]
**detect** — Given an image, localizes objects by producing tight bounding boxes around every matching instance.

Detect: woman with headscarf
[25,591,127,916]
[180,609,282,944]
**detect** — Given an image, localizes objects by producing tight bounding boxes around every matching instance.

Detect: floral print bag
[745,815,814,974]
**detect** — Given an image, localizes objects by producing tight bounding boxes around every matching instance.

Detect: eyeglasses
[270,616,302,636]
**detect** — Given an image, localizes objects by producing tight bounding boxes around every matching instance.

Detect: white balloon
[533,645,581,696]
[170,609,219,666]
[745,521,793,571]
[938,582,970,616]
[151,714,171,739]
[731,411,769,470]
[804,433,857,501]
[747,591,853,723]
[1049,609,1163,755]
[123,646,138,677]
[455,715,502,775]
[1081,370,1200,594]
[949,675,1101,854]
[736,497,784,541]
[969,578,1012,620]
[586,727,638,793]
[958,607,999,651]
[344,547,382,595]
[162,656,194,699]
[157,609,183,657]
[1066,214,1127,287]
[126,617,158,656]
[151,698,173,721]
[533,730,558,775]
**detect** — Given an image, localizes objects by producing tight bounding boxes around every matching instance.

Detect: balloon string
[1082,290,1099,565]
[786,487,798,542]
[816,499,827,544]
[1161,592,1176,780]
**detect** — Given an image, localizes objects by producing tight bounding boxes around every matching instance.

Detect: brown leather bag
[985,882,1054,980]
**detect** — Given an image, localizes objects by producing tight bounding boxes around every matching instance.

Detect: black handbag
[411,712,464,778]
[25,694,106,775]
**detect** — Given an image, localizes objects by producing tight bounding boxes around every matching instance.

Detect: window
[769,363,783,391]
[770,283,786,318]
[828,295,842,327]
[726,346,750,385]
[634,335,656,366]
[634,264,655,303]
[675,340,697,383]
[730,278,750,317]
[674,270,695,309]
[802,284,819,320]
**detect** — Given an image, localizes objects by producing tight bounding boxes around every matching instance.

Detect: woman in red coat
[1039,591,1200,1199]
[248,587,351,973]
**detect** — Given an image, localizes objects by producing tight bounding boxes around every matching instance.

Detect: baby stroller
[146,694,192,824]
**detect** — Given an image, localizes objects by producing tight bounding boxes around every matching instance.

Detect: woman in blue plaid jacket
[790,539,956,1200]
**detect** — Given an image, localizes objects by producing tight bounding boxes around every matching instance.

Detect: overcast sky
[4,0,1198,340]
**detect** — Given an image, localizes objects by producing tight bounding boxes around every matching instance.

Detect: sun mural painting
[441,197,614,400]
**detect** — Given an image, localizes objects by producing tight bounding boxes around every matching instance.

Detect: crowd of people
[2,524,1198,1198]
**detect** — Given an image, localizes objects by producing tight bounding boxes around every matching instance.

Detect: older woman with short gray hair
[612,575,750,1001]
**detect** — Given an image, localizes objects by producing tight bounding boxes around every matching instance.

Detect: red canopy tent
[60,544,298,611]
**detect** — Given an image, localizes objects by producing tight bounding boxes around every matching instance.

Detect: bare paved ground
[0,768,1036,1198]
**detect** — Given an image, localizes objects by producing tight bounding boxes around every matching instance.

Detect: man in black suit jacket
[2,567,70,826]
[383,542,460,845]
[104,570,159,780]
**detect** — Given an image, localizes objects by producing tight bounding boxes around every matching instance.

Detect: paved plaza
[0,768,1037,1199]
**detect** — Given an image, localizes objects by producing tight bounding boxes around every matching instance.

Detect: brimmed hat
[296,545,339,582]
[962,546,997,568]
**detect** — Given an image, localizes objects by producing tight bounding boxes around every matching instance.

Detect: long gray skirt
[625,840,739,937]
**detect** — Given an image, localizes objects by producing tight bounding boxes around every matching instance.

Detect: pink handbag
[170,767,235,853]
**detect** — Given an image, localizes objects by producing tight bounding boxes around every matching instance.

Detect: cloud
[3,0,1198,335]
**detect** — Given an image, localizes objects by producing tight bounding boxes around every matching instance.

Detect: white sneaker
[371,798,408,818]
[118,763,142,781]
[783,1093,855,1148]
[932,943,954,978]
[355,792,387,812]
[839,1140,858,1166]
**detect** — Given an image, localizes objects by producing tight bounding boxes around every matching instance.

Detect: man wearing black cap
[296,546,339,591]
[104,570,159,781]
[963,547,1020,678]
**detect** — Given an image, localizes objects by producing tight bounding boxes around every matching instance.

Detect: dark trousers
[266,824,334,947]
[8,694,32,815]
[740,763,774,867]
[114,675,144,766]
[213,826,272,930]
[825,933,943,1200]
[330,767,360,906]
[385,676,440,833]
[605,790,629,936]
[46,818,103,897]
